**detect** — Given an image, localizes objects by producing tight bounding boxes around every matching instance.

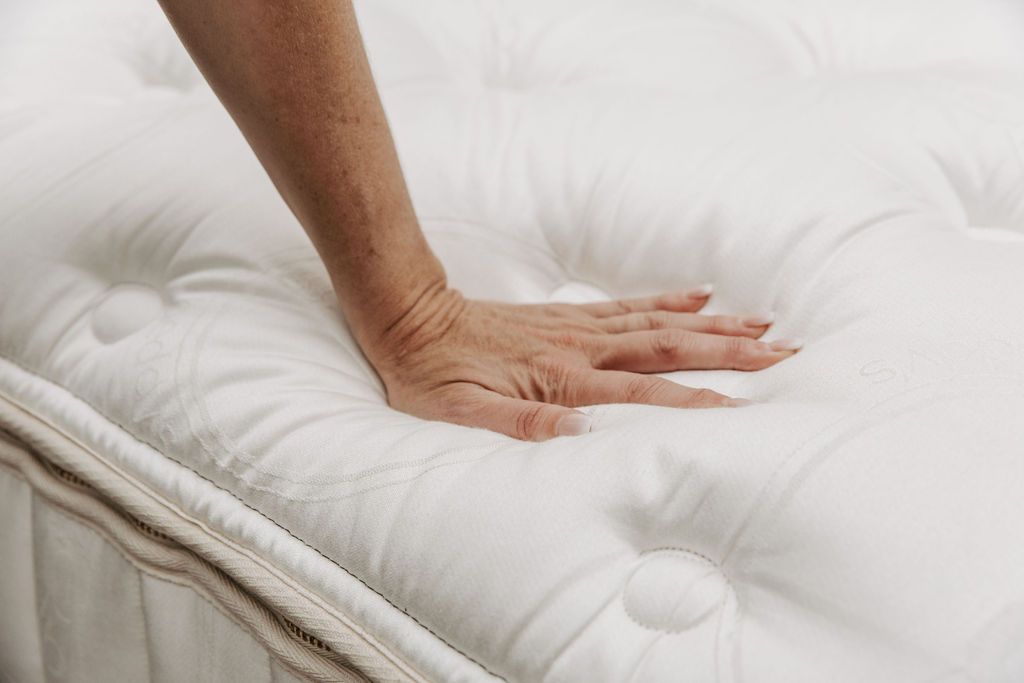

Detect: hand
[364,284,802,441]
[153,1,802,441]
[155,0,801,441]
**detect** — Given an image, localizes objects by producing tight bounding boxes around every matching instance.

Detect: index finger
[578,285,714,318]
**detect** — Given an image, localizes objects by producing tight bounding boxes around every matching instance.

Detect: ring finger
[591,329,803,373]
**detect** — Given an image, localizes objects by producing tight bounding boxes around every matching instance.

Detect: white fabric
[0,404,423,683]
[0,465,311,683]
[2,0,1024,681]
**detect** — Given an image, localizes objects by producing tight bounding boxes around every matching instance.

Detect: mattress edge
[0,387,432,683]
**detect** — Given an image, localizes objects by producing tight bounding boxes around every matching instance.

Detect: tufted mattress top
[3,0,1024,681]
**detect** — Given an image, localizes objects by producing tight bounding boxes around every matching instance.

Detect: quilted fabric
[2,0,1024,681]
[0,453,310,683]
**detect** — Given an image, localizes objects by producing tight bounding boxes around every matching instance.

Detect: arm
[156,0,442,344]
[157,0,800,440]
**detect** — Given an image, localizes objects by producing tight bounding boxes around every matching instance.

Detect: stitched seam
[0,355,504,681]
[1,462,325,683]
[620,547,735,636]
[8,425,386,683]
[137,544,154,683]
[3,412,422,682]
[720,380,1024,683]
[176,307,507,495]
[720,371,1024,561]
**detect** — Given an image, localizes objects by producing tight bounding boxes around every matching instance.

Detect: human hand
[153,0,804,440]
[363,284,802,441]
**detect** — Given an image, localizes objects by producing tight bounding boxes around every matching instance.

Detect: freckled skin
[156,0,799,440]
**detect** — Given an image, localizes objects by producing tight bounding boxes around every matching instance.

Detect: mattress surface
[3,0,1024,681]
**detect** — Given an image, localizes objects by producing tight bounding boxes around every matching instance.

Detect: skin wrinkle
[161,0,436,339]
[156,0,799,441]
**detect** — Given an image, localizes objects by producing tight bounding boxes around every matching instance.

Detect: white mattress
[0,431,325,683]
[3,0,1024,681]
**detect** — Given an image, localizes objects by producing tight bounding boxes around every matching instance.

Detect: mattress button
[91,283,165,344]
[622,548,730,633]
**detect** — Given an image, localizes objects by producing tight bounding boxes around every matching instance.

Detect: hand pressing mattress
[2,0,1024,681]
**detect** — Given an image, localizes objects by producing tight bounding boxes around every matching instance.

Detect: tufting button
[622,548,730,633]
[91,283,165,344]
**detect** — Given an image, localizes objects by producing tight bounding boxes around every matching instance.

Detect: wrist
[318,227,456,356]
[362,282,466,371]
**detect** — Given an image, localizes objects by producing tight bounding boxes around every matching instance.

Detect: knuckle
[588,336,617,369]
[550,327,600,351]
[707,315,734,335]
[727,337,765,370]
[514,404,548,440]
[608,299,632,316]
[550,331,579,348]
[644,312,669,330]
[535,357,583,404]
[623,376,663,404]
[686,388,720,407]
[651,330,685,357]
[725,335,752,358]
[554,364,586,405]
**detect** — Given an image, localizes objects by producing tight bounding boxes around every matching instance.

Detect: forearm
[156,0,446,342]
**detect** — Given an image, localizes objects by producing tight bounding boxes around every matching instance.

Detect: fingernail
[687,283,714,298]
[741,312,775,327]
[769,337,804,352]
[556,413,593,436]
[728,398,755,407]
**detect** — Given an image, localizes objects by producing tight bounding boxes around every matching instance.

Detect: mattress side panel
[0,457,304,683]
[0,465,44,683]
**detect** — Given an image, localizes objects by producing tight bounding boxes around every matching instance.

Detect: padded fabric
[3,0,1024,681]
[0,454,309,683]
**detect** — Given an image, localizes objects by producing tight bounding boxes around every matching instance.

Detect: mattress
[2,0,1024,681]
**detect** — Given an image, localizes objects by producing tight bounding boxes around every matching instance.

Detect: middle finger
[598,311,774,338]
